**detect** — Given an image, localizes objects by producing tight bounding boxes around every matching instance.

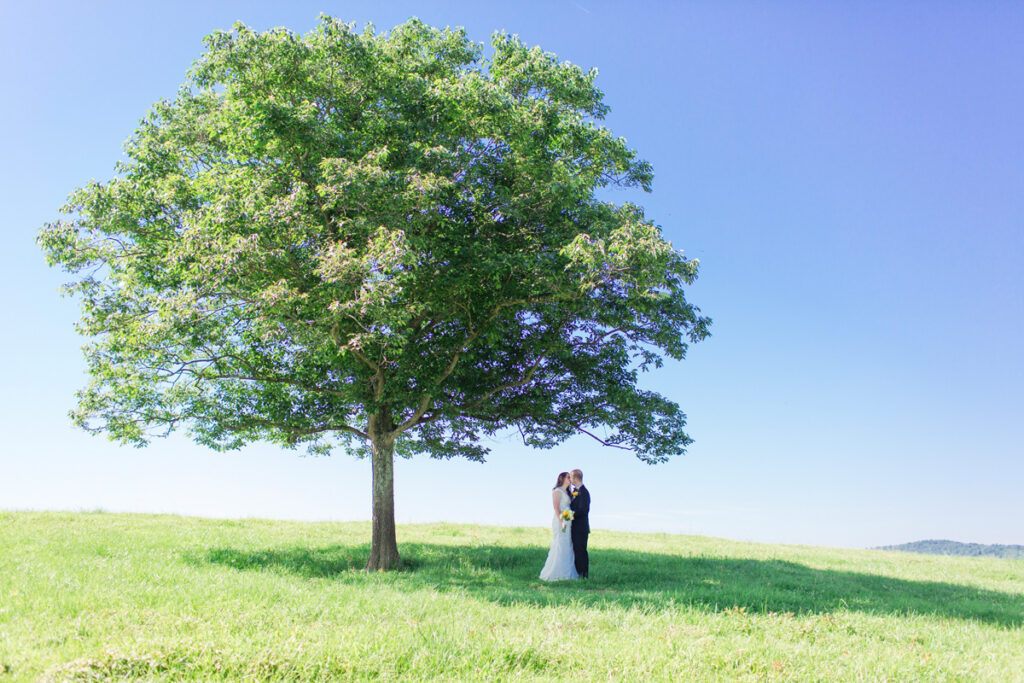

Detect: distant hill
[877,540,1024,559]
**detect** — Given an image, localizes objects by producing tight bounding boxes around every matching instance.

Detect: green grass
[1,511,1022,681]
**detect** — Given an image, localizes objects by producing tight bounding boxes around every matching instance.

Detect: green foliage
[37,16,709,463]
[2,512,1023,681]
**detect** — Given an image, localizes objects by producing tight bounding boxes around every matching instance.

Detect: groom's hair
[571,469,583,481]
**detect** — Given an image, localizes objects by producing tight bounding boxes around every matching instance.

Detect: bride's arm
[551,490,561,515]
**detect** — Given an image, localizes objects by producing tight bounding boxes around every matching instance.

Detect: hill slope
[1,511,1022,681]
[877,539,1024,559]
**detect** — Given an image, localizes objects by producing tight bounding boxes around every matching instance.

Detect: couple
[539,468,590,581]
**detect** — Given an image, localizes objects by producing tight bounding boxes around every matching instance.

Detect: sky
[2,1,1022,549]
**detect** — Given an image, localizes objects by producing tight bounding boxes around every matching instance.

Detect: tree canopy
[38,17,710,569]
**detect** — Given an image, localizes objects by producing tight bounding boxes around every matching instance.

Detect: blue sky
[2,1,1022,548]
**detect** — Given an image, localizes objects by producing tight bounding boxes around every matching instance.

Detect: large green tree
[39,17,710,569]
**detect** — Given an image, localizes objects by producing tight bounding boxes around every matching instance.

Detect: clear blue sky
[3,1,1022,548]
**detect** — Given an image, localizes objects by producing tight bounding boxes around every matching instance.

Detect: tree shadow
[184,543,1024,628]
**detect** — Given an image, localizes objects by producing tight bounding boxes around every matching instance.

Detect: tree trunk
[366,414,401,571]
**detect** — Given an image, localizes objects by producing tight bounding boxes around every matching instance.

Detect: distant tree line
[877,540,1024,559]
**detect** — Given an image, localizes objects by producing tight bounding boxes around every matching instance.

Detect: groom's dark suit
[569,484,590,578]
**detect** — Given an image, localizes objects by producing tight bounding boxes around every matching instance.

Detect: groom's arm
[576,489,590,516]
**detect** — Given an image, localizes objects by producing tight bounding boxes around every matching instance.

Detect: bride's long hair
[554,472,570,490]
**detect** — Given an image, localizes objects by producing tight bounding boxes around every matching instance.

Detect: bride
[539,472,578,581]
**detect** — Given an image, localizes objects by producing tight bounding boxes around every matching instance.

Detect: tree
[38,17,710,570]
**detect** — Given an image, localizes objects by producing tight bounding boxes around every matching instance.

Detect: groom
[569,469,590,578]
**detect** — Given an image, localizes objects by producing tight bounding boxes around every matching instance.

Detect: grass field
[1,511,1022,681]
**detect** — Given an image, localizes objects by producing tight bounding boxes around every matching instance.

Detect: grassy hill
[1,512,1022,681]
[877,540,1024,559]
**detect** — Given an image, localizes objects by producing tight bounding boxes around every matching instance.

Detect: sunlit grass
[1,511,1022,681]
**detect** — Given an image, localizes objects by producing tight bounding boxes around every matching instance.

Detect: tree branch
[569,424,632,450]
[432,293,575,389]
[146,354,350,399]
[238,416,368,440]
[394,392,433,435]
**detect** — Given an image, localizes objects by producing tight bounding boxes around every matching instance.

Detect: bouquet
[560,509,574,532]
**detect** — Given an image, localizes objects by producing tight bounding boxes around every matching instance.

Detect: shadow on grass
[184,543,1024,628]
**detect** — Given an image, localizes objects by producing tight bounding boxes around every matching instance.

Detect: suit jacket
[569,484,590,534]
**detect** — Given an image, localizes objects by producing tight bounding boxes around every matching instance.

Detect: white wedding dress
[539,488,578,581]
